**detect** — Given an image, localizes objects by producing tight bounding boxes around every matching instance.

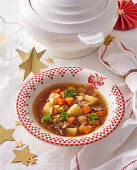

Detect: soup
[33,82,108,137]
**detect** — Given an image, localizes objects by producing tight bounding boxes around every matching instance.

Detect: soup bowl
[16,67,125,146]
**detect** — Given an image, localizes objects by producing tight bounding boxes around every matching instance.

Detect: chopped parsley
[64,89,77,97]
[60,112,69,121]
[41,113,52,123]
[88,113,98,122]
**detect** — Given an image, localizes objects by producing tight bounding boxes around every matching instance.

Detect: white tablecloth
[0,0,137,170]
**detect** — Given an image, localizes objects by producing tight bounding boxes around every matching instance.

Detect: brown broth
[33,82,108,137]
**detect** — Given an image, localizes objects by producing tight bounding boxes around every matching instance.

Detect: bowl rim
[16,66,125,146]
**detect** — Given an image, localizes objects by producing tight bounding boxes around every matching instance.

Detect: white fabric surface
[0,66,82,170]
[0,34,137,170]
[71,40,137,170]
[0,0,137,170]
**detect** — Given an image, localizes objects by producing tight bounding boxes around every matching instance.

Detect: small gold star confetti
[28,157,37,165]
[16,47,48,80]
[0,125,15,144]
[15,121,21,126]
[15,141,25,148]
[46,57,54,63]
[12,145,37,166]
[104,35,116,46]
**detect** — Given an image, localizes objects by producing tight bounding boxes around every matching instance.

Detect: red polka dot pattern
[16,67,125,146]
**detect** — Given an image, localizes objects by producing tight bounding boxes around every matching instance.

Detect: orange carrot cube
[57,98,65,105]
[96,111,106,116]
[82,126,91,134]
[82,105,91,114]
[67,117,75,124]
[51,89,61,94]
[65,97,74,106]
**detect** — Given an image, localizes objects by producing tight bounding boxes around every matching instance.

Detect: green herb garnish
[41,113,52,123]
[60,112,69,121]
[88,113,98,122]
[64,89,77,97]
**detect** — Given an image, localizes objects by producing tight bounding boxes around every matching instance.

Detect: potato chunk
[76,96,85,101]
[66,128,78,136]
[42,102,53,114]
[49,97,57,105]
[67,104,83,116]
[85,95,98,105]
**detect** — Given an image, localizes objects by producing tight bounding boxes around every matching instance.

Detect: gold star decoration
[15,141,24,148]
[0,125,15,145]
[28,157,37,165]
[16,47,48,80]
[15,121,21,126]
[12,145,37,166]
[104,35,116,46]
[46,57,54,63]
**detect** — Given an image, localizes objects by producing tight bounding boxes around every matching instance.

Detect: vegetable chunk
[89,120,99,126]
[67,117,75,124]
[57,98,65,105]
[85,95,98,105]
[97,111,106,116]
[51,89,61,93]
[82,105,91,114]
[41,113,52,123]
[88,113,98,122]
[64,89,77,97]
[42,102,53,114]
[60,112,69,121]
[66,128,78,136]
[67,104,83,116]
[65,97,74,106]
[76,96,85,101]
[82,126,91,134]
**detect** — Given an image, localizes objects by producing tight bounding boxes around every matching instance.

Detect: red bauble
[115,0,137,30]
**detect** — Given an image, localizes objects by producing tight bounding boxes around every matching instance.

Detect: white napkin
[71,39,137,170]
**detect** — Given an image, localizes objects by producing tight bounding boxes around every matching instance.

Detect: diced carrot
[82,105,91,114]
[96,111,106,116]
[57,98,65,105]
[61,91,65,97]
[67,117,75,124]
[65,97,74,106]
[51,89,61,93]
[94,120,100,126]
[53,94,62,99]
[68,86,75,90]
[90,120,100,126]
[82,126,91,134]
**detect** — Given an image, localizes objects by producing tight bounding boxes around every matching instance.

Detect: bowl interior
[16,67,125,146]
